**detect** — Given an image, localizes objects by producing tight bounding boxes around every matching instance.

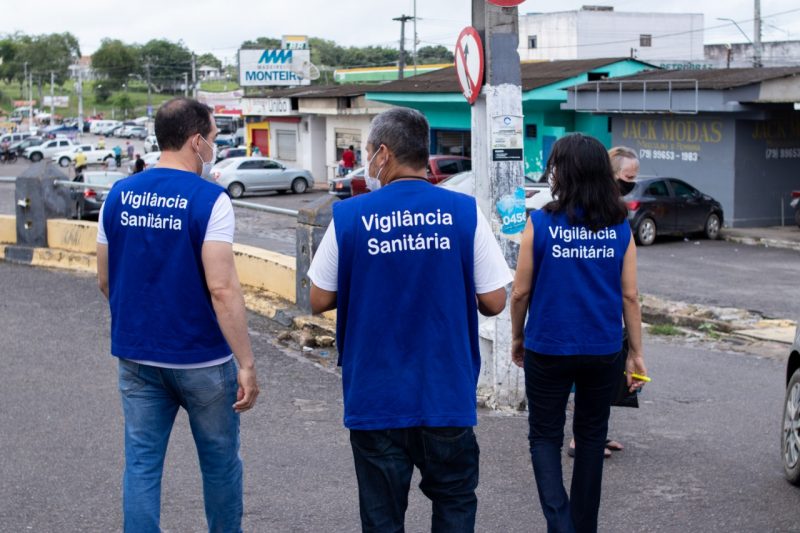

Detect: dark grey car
[783,326,800,485]
[72,171,127,219]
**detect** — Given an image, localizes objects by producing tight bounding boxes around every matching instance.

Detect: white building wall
[518,10,704,62]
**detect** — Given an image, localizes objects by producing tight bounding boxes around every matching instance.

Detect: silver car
[783,325,800,485]
[210,157,314,198]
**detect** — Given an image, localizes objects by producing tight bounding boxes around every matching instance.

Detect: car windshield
[83,172,126,187]
[441,171,473,188]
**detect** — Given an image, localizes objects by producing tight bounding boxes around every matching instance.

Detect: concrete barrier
[0,215,16,245]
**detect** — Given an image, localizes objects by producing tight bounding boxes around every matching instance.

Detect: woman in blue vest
[510,133,648,533]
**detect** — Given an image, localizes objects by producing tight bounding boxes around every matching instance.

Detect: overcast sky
[8,0,800,63]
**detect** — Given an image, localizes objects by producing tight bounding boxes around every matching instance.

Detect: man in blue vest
[308,107,512,532]
[96,97,259,532]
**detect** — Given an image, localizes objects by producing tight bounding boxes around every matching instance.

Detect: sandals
[566,439,621,458]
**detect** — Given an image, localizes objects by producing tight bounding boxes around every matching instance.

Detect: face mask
[364,146,385,191]
[196,136,217,178]
[618,179,636,196]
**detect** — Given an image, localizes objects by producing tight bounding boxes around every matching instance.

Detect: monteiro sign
[238,49,311,87]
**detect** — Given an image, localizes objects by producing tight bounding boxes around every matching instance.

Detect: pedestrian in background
[113,144,122,167]
[342,144,356,174]
[125,140,134,161]
[568,145,641,459]
[96,97,259,532]
[250,143,260,156]
[132,153,145,174]
[510,133,647,533]
[308,107,512,533]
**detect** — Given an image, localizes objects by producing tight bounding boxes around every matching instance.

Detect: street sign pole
[471,0,525,410]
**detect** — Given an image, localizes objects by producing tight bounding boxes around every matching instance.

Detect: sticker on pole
[454,27,484,105]
[487,0,526,6]
[497,187,527,235]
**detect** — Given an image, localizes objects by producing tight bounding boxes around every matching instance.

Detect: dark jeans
[524,350,623,533]
[349,426,479,533]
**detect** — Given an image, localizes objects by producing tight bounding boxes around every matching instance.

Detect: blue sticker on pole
[497,187,527,235]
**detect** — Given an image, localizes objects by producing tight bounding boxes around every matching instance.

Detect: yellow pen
[630,373,651,382]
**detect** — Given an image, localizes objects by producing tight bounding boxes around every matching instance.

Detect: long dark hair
[543,133,628,232]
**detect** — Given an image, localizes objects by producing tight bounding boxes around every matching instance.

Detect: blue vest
[524,209,631,356]
[102,168,231,364]
[333,180,479,430]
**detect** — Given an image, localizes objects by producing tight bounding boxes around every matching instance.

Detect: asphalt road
[1,262,799,532]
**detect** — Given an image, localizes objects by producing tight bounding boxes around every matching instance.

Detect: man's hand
[511,338,525,368]
[625,352,647,393]
[233,366,259,413]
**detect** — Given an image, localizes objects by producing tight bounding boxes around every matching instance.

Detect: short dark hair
[154,97,213,151]
[544,133,628,232]
[367,107,429,169]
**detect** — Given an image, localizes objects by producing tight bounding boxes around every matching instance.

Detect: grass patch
[648,324,685,336]
[199,80,240,92]
[698,322,722,340]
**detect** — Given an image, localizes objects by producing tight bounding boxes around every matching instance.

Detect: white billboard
[238,49,311,87]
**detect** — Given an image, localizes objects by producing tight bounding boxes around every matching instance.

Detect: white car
[143,135,159,153]
[127,151,161,174]
[24,138,75,162]
[438,171,553,211]
[52,144,115,167]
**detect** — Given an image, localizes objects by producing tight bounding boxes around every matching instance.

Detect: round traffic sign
[487,0,526,6]
[454,27,484,105]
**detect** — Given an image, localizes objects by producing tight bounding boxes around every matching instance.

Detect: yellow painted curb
[0,215,16,245]
[31,247,97,273]
[233,243,296,303]
[47,219,98,254]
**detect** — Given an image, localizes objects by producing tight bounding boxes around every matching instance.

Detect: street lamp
[717,17,761,67]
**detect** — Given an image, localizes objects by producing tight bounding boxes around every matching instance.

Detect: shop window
[335,129,362,162]
[528,35,538,49]
[434,130,471,157]
[276,130,297,161]
[526,124,538,138]
[640,34,652,47]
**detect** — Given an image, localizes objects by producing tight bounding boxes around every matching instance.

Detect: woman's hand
[512,338,525,368]
[625,352,648,392]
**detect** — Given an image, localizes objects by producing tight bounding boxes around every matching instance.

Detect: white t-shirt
[308,204,513,294]
[97,192,235,369]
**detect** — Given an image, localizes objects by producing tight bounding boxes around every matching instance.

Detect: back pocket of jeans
[175,365,226,407]
[421,427,477,463]
[349,430,394,457]
[118,359,146,395]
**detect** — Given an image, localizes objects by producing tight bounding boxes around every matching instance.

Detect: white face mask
[364,146,385,191]
[196,136,217,178]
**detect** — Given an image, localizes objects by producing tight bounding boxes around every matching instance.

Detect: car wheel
[75,201,84,221]
[227,182,244,199]
[291,178,308,194]
[704,213,721,240]
[782,368,800,485]
[635,217,657,246]
[30,152,42,162]
[59,157,71,167]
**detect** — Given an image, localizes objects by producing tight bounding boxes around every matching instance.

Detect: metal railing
[571,79,700,115]
[0,176,15,183]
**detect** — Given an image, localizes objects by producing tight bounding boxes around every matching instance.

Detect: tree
[92,39,140,91]
[113,92,135,118]
[196,53,222,70]
[415,45,454,64]
[0,36,21,85]
[139,39,192,92]
[16,33,81,102]
[240,37,282,50]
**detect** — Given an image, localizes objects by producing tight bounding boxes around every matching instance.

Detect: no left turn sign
[454,27,484,105]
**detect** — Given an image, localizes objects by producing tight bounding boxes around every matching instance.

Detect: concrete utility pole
[191,53,197,98]
[183,72,189,97]
[393,14,414,80]
[413,0,418,76]
[77,67,83,135]
[144,63,152,117]
[49,71,55,119]
[28,72,33,132]
[754,0,763,67]
[471,0,525,409]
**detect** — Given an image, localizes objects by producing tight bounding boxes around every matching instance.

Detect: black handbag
[611,331,639,408]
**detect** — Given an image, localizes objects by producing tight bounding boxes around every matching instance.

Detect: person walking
[341,144,356,174]
[73,150,88,181]
[125,140,134,161]
[250,143,260,156]
[510,133,648,533]
[96,97,260,532]
[567,145,641,459]
[113,144,123,167]
[132,153,145,174]
[308,107,512,533]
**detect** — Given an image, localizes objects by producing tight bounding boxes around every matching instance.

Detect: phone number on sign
[639,149,699,162]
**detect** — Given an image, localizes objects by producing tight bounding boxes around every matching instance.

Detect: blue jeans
[524,350,623,533]
[118,358,242,533]
[349,427,479,533]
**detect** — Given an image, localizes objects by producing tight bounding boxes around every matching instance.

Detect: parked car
[23,138,75,162]
[52,144,114,167]
[624,177,724,246]
[782,325,800,485]
[89,120,122,135]
[0,132,32,145]
[438,171,553,211]
[427,155,471,184]
[72,170,127,219]
[119,126,147,139]
[210,156,314,198]
[791,190,800,228]
[216,146,248,163]
[9,136,44,156]
[143,135,159,154]
[329,167,365,198]
[127,151,161,174]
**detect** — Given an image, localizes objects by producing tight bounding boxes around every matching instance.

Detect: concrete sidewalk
[723,225,800,252]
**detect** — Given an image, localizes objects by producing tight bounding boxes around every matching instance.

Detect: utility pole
[754,0,763,67]
[77,67,83,136]
[49,71,55,119]
[145,63,152,118]
[28,71,33,132]
[413,0,418,76]
[183,72,189,97]
[191,53,197,98]
[471,0,525,409]
[22,62,27,100]
[393,15,414,80]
